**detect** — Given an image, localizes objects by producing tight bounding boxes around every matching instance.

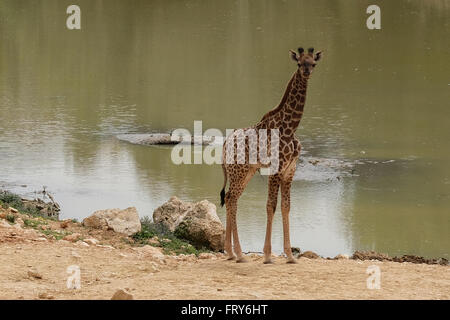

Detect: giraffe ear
[289,50,299,62]
[314,51,323,61]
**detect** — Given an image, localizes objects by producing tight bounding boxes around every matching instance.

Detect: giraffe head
[290,47,323,79]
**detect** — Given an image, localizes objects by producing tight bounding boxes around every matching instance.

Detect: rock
[8,207,18,213]
[148,236,159,245]
[291,247,301,254]
[63,233,81,242]
[83,207,141,236]
[352,251,392,261]
[153,197,225,251]
[198,252,215,259]
[334,254,350,260]
[299,251,320,259]
[60,220,70,229]
[38,292,55,300]
[111,289,133,300]
[135,245,165,260]
[0,212,6,219]
[84,238,99,245]
[76,240,90,247]
[28,269,43,279]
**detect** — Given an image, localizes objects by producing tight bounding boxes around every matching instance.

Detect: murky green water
[1,0,449,258]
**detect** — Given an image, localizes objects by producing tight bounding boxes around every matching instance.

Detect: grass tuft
[0,191,57,219]
[6,214,16,223]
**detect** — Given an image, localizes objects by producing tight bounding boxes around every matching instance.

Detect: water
[1,0,449,258]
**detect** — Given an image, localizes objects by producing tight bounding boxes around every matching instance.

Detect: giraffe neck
[280,70,308,132]
[257,69,308,132]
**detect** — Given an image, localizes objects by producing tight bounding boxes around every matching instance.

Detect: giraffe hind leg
[224,165,257,263]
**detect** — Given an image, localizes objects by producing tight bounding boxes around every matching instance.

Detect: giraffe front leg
[231,212,246,263]
[227,197,246,263]
[281,178,296,264]
[224,210,235,260]
[263,175,280,264]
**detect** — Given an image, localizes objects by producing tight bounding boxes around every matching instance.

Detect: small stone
[28,269,43,279]
[334,254,350,260]
[299,251,320,259]
[111,289,133,300]
[198,252,214,259]
[76,240,90,247]
[96,244,115,249]
[8,207,18,213]
[60,220,70,229]
[84,238,99,245]
[63,233,81,242]
[71,251,81,258]
[38,292,54,300]
[148,236,159,245]
[35,237,48,242]
[151,262,160,272]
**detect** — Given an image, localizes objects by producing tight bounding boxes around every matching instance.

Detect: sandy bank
[1,219,449,300]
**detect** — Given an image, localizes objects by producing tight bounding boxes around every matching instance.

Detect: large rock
[83,207,141,236]
[153,196,224,251]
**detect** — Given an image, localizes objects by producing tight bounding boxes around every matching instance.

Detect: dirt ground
[1,218,449,300]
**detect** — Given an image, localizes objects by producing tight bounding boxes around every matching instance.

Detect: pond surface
[1,0,449,258]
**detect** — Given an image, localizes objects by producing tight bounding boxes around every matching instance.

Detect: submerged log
[116,133,218,146]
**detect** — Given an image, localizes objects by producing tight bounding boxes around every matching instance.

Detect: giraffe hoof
[263,259,274,264]
[236,257,247,263]
[226,255,236,261]
[286,258,297,264]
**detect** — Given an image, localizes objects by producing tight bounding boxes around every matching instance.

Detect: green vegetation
[23,218,47,228]
[0,191,22,209]
[0,191,55,218]
[1,190,67,239]
[40,229,71,240]
[6,214,16,223]
[132,216,210,256]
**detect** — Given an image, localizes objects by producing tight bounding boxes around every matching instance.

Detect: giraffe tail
[220,164,227,207]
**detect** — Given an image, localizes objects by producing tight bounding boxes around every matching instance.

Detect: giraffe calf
[220,47,323,263]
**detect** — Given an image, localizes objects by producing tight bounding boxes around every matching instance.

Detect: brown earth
[0,207,449,300]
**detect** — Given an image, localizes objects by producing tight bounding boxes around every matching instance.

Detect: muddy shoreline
[1,189,448,267]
